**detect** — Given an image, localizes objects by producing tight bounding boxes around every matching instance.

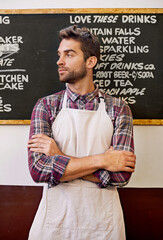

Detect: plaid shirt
[28,86,134,188]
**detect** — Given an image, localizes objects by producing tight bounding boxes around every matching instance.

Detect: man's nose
[57,55,65,66]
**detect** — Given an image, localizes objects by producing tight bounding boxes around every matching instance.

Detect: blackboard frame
[0,8,163,125]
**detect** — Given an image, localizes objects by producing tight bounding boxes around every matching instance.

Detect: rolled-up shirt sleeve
[28,98,70,187]
[93,102,134,188]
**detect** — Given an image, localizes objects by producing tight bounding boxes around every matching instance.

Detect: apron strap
[98,91,106,112]
[62,91,68,109]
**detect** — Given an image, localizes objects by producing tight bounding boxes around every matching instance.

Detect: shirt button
[79,100,84,109]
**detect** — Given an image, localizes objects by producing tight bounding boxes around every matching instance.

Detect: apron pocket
[45,183,113,234]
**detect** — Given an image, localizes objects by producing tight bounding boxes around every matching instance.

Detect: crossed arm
[28,98,136,187]
[28,134,136,183]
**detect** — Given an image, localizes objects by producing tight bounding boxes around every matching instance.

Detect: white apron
[28,91,125,240]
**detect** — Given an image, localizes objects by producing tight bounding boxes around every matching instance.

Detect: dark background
[0,13,163,120]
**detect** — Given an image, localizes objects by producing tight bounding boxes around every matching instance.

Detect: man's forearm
[82,174,102,183]
[60,154,103,182]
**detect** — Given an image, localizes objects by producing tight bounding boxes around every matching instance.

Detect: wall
[0,125,163,187]
[1,0,163,9]
[0,1,163,240]
[0,0,163,188]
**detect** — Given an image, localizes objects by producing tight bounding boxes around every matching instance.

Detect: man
[28,25,136,240]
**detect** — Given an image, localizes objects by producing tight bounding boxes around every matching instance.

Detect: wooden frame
[0,119,162,125]
[0,9,163,14]
[0,9,162,125]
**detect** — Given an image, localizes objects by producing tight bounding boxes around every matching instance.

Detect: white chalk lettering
[0,82,24,90]
[110,62,155,70]
[122,15,157,24]
[114,28,141,36]
[89,28,112,36]
[95,62,110,70]
[70,15,91,24]
[119,96,136,105]
[100,45,149,54]
[101,37,135,45]
[105,88,120,95]
[95,71,112,79]
[114,71,130,79]
[0,16,10,24]
[0,74,29,90]
[137,71,154,79]
[100,54,124,62]
[0,58,14,66]
[119,88,146,96]
[94,79,111,88]
[93,15,118,23]
[0,74,29,83]
[0,36,23,44]
[0,44,20,54]
[0,96,12,112]
[113,80,133,87]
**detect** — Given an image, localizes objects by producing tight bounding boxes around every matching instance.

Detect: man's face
[57,39,87,84]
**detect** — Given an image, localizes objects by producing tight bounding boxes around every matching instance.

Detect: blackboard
[0,9,163,125]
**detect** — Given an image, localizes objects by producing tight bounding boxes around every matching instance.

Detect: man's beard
[58,64,87,84]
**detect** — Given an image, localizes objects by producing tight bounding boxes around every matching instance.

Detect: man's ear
[86,56,97,69]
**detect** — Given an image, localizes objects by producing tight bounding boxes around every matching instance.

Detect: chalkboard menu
[0,9,163,124]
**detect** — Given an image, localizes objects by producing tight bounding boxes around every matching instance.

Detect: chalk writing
[0,27,29,114]
[88,15,157,105]
[93,15,119,23]
[0,16,10,25]
[0,74,29,90]
[0,96,11,112]
[0,13,162,120]
[121,15,157,24]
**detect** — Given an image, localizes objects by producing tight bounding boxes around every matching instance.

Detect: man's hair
[59,25,100,62]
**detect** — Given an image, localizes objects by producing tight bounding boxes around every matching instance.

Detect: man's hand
[103,147,136,172]
[28,134,63,156]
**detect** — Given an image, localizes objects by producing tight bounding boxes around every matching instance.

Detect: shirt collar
[66,85,99,103]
